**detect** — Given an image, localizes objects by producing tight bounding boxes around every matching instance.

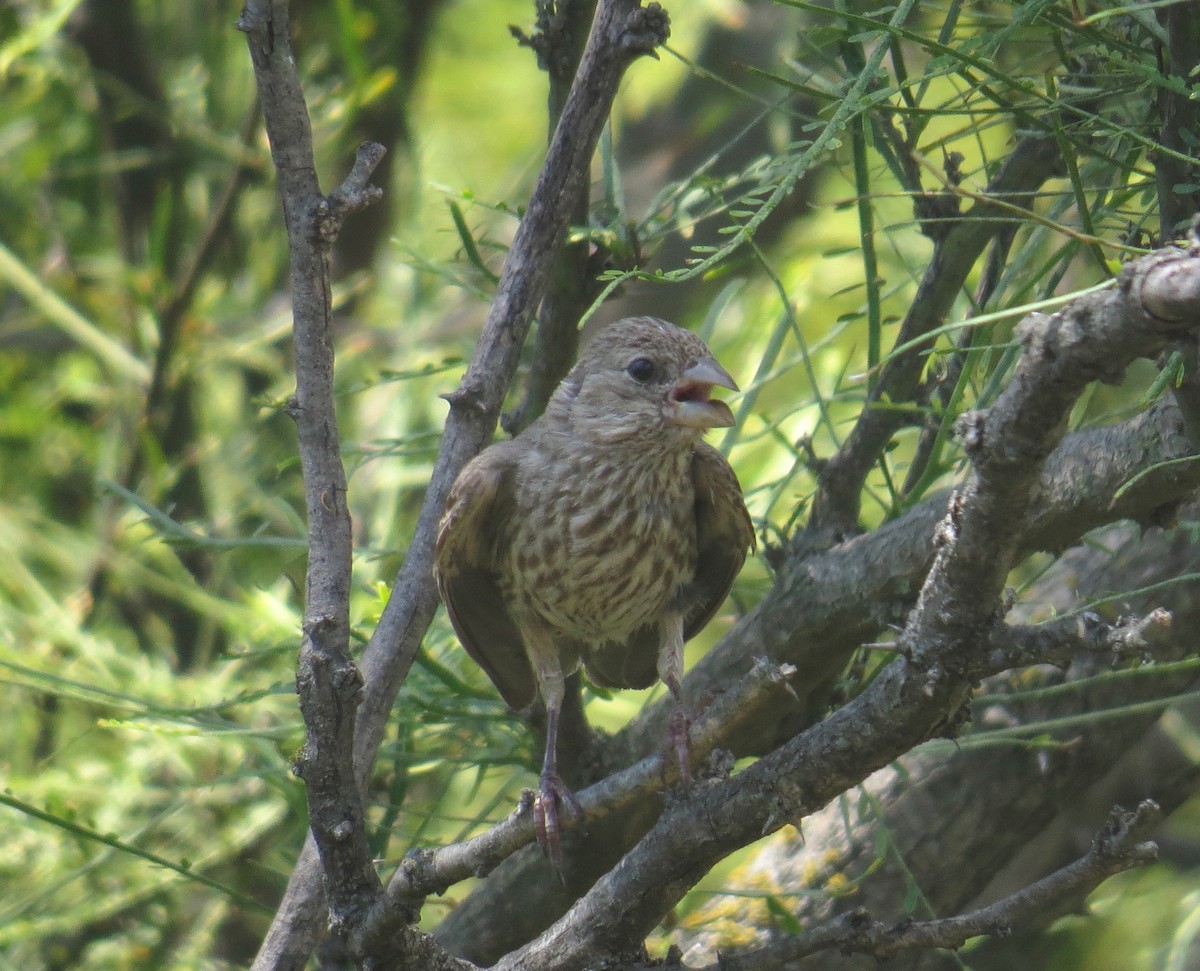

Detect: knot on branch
[310,141,387,246]
[509,1,576,76]
[955,410,987,458]
[931,489,964,549]
[234,4,276,48]
[440,381,489,414]
[701,747,736,782]
[1014,308,1089,365]
[515,1,670,71]
[299,614,363,705]
[1095,800,1160,864]
[395,847,436,897]
[914,150,966,240]
[1127,249,1200,325]
[613,2,671,60]
[762,793,806,838]
[1102,607,1174,660]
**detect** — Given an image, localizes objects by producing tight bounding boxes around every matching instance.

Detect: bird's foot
[666,703,693,786]
[534,769,584,870]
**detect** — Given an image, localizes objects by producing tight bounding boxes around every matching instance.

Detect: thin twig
[809,124,1069,538]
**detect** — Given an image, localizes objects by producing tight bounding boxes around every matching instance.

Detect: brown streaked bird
[434,316,754,865]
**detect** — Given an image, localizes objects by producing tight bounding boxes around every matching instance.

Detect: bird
[434,315,754,866]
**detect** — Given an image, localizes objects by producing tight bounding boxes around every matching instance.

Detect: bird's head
[557,317,739,446]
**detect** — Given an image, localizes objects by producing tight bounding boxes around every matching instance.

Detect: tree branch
[379,658,793,910]
[504,0,600,435]
[674,507,1200,968]
[240,0,390,953]
[991,609,1175,670]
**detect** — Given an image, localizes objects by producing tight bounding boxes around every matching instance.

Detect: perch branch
[376,659,794,912]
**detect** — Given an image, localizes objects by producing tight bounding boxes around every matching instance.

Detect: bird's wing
[584,443,753,691]
[434,443,538,711]
[681,441,755,640]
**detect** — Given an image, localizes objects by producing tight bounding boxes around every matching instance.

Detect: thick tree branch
[676,514,1200,967]
[908,252,1200,669]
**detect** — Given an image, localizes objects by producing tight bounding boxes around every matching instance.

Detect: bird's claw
[534,770,584,870]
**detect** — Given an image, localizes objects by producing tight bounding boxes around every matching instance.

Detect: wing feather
[434,443,537,710]
[682,441,755,639]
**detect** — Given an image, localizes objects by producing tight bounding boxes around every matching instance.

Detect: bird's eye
[626,357,657,382]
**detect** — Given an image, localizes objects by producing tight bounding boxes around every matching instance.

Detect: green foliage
[1,0,1197,966]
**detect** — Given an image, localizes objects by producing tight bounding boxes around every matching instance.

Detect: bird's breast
[502,447,698,643]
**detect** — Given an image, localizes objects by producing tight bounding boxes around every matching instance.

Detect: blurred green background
[2,0,1197,967]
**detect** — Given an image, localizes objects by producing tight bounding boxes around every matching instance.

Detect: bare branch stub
[316,141,388,245]
[997,609,1177,671]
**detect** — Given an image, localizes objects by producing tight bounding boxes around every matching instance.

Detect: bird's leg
[537,690,584,867]
[527,632,584,867]
[657,613,692,785]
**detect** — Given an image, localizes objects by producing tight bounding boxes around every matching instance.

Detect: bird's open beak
[668,357,739,429]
